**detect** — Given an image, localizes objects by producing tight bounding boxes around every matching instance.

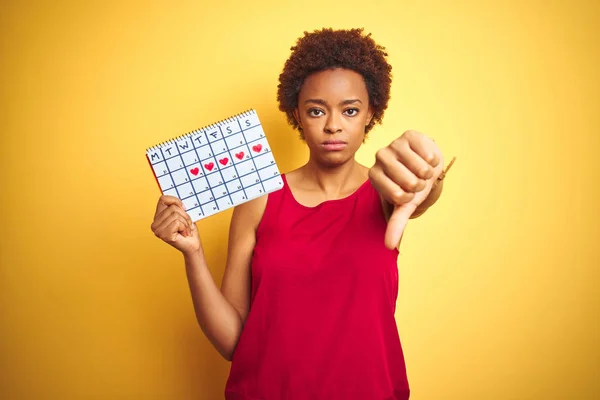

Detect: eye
[343,108,359,117]
[308,108,324,117]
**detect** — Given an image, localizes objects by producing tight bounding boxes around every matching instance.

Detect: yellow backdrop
[1,0,598,399]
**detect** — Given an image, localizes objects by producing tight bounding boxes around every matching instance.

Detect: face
[293,68,374,167]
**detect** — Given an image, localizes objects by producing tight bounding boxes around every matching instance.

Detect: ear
[292,108,302,129]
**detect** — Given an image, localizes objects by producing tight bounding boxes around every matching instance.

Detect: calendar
[146,109,284,221]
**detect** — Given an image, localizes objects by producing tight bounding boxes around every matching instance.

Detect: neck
[302,156,362,195]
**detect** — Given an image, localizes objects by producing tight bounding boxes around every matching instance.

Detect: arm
[151,195,265,361]
[185,196,266,361]
[183,250,244,361]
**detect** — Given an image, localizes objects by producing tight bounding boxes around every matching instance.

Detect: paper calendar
[146,109,284,221]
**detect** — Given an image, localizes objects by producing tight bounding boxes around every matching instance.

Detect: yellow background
[1,0,598,399]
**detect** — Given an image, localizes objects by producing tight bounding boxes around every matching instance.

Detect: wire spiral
[146,109,256,152]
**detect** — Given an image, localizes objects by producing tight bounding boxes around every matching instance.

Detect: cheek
[302,119,325,140]
[303,116,323,128]
[348,119,368,137]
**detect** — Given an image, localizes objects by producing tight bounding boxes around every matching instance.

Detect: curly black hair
[277,28,392,137]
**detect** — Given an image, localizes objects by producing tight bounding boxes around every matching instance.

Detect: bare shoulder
[231,194,268,231]
[283,168,303,188]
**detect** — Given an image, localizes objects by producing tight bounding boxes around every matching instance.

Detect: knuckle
[390,190,407,204]
[391,137,405,148]
[406,177,422,192]
[159,195,170,204]
[391,138,409,152]
[406,177,419,192]
[425,152,436,163]
[402,130,416,139]
[420,166,432,178]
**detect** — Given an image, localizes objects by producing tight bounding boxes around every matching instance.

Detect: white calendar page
[146,109,284,221]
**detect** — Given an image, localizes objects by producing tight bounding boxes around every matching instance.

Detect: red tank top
[225,174,410,400]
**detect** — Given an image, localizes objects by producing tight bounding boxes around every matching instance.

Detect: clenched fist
[369,130,445,250]
[151,195,202,255]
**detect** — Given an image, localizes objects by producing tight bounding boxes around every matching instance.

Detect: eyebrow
[304,99,362,106]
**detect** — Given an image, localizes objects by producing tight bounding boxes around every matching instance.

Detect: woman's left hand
[369,130,444,249]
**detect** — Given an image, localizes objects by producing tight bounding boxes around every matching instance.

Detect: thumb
[186,219,198,238]
[385,203,417,250]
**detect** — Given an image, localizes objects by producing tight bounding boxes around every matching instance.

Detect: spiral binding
[146,109,256,152]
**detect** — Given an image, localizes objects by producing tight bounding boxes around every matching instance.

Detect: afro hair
[277,28,393,136]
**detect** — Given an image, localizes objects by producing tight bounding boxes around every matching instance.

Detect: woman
[151,28,450,400]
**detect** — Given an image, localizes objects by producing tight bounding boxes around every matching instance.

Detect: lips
[322,140,347,151]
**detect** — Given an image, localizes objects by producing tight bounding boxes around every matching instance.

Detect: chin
[316,152,354,167]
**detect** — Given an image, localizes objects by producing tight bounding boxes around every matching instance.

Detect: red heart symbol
[190,167,200,176]
[204,162,214,171]
[219,157,229,166]
[252,144,263,153]
[235,152,244,160]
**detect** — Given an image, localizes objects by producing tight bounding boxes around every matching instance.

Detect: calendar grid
[197,130,220,216]
[159,146,185,201]
[215,125,235,209]
[237,119,266,194]
[190,136,211,217]
[178,141,203,215]
[147,109,283,222]
[155,161,277,189]
[222,127,250,202]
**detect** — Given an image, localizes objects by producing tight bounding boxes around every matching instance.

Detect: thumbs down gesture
[368,130,447,250]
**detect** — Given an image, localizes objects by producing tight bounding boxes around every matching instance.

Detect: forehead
[299,68,369,101]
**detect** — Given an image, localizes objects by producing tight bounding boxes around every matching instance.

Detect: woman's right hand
[151,195,202,256]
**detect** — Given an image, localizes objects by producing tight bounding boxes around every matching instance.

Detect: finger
[155,212,190,235]
[189,220,198,235]
[152,206,189,235]
[153,204,193,232]
[164,218,191,240]
[376,147,427,193]
[404,131,441,168]
[155,214,191,241]
[155,195,185,216]
[388,139,435,180]
[153,206,192,234]
[159,204,193,227]
[385,203,416,250]
[369,165,416,205]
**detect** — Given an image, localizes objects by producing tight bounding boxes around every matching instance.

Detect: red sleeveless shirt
[225,174,410,400]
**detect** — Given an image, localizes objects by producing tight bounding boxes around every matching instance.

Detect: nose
[324,113,342,134]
